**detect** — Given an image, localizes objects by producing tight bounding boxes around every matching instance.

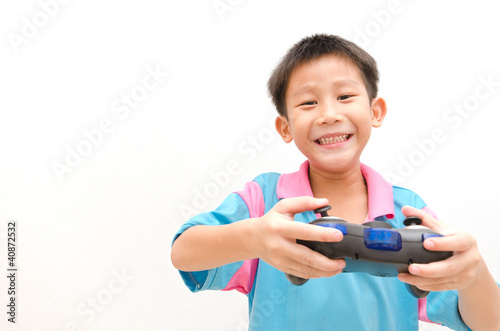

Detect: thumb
[273,196,329,218]
[401,205,452,235]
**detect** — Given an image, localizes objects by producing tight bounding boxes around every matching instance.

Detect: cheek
[290,119,311,141]
[358,124,372,145]
[289,126,303,143]
[358,118,372,132]
[353,111,373,130]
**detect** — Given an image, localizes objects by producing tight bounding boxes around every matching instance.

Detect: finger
[284,242,346,278]
[407,254,463,278]
[280,220,344,242]
[284,257,345,280]
[397,273,458,292]
[401,205,452,235]
[273,196,329,217]
[422,231,473,253]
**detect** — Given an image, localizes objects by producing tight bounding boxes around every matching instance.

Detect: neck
[308,161,368,223]
[309,161,366,195]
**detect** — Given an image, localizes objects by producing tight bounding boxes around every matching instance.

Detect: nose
[318,101,342,124]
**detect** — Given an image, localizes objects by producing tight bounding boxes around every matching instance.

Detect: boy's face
[276,54,386,175]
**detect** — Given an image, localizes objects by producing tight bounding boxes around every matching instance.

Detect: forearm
[171,219,257,272]
[458,258,500,331]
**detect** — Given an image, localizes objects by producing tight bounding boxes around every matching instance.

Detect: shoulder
[236,172,281,195]
[391,184,428,210]
[252,172,281,189]
[234,172,282,196]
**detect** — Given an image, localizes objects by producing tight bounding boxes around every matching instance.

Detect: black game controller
[286,206,453,298]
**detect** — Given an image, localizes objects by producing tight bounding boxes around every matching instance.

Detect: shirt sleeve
[423,291,471,330]
[172,192,251,293]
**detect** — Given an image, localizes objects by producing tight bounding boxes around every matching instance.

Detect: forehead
[286,54,366,98]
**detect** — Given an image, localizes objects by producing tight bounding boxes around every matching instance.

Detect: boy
[171,34,500,330]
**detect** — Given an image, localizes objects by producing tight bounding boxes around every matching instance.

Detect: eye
[338,95,352,101]
[300,101,317,106]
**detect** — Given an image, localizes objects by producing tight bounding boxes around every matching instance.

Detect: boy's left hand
[397,206,482,293]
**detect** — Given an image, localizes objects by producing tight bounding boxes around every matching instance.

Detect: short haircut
[267,34,379,117]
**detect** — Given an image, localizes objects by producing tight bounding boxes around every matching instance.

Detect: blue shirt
[173,161,472,330]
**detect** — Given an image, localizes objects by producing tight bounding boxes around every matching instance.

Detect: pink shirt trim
[418,298,437,324]
[222,181,262,294]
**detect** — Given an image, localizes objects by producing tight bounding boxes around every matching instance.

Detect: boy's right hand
[247,196,346,281]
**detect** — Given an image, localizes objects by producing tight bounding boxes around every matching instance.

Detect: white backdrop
[1,1,499,330]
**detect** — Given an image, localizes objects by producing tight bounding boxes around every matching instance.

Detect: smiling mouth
[315,134,351,145]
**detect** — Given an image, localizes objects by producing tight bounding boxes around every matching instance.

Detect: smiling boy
[171,34,500,330]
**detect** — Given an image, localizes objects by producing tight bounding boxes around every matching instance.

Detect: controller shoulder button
[316,222,347,235]
[422,233,444,241]
[364,221,393,229]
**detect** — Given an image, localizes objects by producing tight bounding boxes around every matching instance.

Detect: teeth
[317,134,349,145]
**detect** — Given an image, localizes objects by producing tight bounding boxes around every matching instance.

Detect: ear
[370,97,387,128]
[275,116,293,143]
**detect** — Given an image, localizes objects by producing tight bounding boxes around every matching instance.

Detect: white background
[1,0,499,330]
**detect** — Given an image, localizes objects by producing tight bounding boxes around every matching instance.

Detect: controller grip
[406,283,430,298]
[285,273,309,285]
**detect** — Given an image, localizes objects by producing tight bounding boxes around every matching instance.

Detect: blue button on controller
[317,223,347,235]
[364,228,402,251]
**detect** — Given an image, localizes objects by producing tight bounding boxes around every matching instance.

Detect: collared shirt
[173,161,470,330]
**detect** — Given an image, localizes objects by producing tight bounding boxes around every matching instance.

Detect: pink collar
[276,160,394,220]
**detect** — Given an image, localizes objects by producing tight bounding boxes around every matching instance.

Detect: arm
[171,197,345,280]
[457,257,500,331]
[398,206,500,331]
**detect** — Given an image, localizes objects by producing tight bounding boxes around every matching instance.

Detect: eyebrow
[333,79,361,87]
[291,79,361,98]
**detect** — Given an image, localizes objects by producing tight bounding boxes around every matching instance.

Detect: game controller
[286,206,453,298]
